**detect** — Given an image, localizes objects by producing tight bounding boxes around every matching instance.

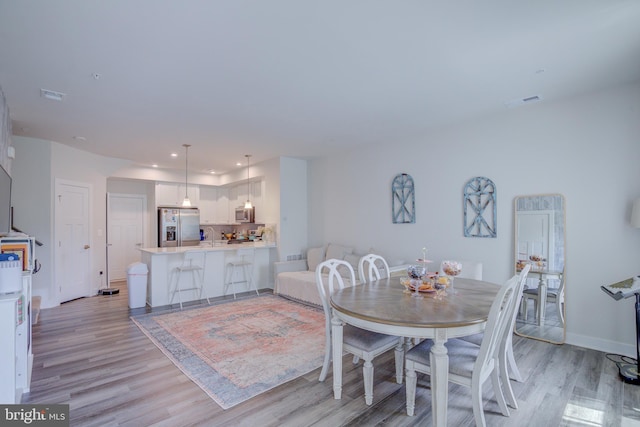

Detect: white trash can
[127,262,148,308]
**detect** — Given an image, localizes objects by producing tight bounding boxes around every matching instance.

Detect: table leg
[537,276,547,326]
[331,312,343,400]
[430,329,449,427]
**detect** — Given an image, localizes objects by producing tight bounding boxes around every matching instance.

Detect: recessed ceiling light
[236,162,242,166]
[40,88,66,101]
[171,153,178,157]
[152,164,158,168]
[209,169,216,174]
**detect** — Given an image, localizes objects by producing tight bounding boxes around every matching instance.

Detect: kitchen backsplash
[199,223,265,241]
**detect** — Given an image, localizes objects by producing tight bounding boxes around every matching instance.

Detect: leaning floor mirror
[514,194,566,344]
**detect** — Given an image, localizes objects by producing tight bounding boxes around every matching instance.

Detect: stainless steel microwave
[235,207,255,223]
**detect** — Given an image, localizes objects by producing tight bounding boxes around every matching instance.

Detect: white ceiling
[1,1,640,175]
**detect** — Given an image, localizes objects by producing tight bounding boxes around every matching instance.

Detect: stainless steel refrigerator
[157,207,201,247]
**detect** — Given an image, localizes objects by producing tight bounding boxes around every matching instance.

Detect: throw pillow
[307,246,326,272]
[326,243,354,261]
[344,253,361,278]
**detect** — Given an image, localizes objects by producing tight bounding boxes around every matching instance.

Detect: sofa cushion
[326,243,353,261]
[275,270,358,307]
[344,253,361,278]
[276,271,322,306]
[307,246,326,272]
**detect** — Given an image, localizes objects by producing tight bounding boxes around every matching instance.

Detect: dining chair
[316,258,404,405]
[460,264,531,392]
[358,253,409,358]
[358,253,391,283]
[405,273,521,426]
[521,269,565,327]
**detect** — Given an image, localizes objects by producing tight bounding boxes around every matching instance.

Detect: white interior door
[55,180,91,303]
[107,193,146,282]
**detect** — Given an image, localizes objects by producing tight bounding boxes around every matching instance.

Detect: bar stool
[224,248,258,299]
[169,250,210,309]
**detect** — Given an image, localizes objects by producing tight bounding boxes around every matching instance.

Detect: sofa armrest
[274,259,309,276]
[389,264,410,278]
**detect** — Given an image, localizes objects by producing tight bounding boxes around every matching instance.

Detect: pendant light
[182,144,192,207]
[244,154,253,209]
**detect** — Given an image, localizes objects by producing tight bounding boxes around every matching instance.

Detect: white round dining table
[330,276,500,427]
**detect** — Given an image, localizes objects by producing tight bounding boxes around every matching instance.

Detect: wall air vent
[40,88,66,101]
[504,94,543,109]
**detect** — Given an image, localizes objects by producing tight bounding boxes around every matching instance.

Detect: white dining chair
[358,253,409,360]
[459,265,530,390]
[358,253,391,283]
[405,273,521,426]
[316,258,404,405]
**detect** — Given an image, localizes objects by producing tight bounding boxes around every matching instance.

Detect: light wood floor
[23,282,640,426]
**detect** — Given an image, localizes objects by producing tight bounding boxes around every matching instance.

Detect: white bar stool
[169,250,210,309]
[224,248,258,299]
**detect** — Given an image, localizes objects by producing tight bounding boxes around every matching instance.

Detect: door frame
[106,192,148,284]
[54,178,93,304]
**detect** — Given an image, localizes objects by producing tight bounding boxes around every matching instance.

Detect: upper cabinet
[155,180,261,224]
[227,181,263,223]
[156,182,199,207]
[251,180,264,223]
[216,187,229,223]
[199,186,217,224]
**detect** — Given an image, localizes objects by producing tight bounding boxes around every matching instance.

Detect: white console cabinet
[0,274,33,403]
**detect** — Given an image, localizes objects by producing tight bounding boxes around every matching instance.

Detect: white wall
[278,157,308,261]
[10,137,51,303]
[12,137,131,307]
[308,81,640,357]
[8,81,640,356]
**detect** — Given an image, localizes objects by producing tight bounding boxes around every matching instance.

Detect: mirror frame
[514,193,566,344]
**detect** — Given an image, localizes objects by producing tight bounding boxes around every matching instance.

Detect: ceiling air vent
[40,88,66,101]
[504,94,543,109]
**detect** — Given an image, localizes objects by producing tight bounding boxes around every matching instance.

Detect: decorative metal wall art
[463,176,497,238]
[392,173,415,224]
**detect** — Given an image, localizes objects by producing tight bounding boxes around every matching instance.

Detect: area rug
[131,294,326,409]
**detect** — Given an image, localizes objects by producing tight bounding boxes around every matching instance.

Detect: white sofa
[274,244,406,306]
[273,243,363,306]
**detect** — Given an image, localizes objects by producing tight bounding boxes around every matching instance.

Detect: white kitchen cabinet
[178,183,200,207]
[228,185,240,221]
[199,186,217,224]
[156,182,199,207]
[251,181,264,223]
[216,187,230,223]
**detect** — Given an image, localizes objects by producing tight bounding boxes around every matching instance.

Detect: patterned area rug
[131,294,326,409]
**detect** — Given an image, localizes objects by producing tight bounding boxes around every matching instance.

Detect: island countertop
[138,242,276,307]
[138,241,276,255]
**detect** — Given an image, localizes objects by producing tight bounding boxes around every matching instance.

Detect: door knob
[84,244,90,249]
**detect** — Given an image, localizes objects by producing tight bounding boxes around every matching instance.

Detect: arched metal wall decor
[463,176,497,237]
[392,173,415,224]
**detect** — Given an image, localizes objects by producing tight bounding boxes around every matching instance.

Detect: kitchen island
[139,242,276,307]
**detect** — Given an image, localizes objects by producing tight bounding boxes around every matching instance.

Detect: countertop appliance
[158,207,201,247]
[235,206,255,223]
